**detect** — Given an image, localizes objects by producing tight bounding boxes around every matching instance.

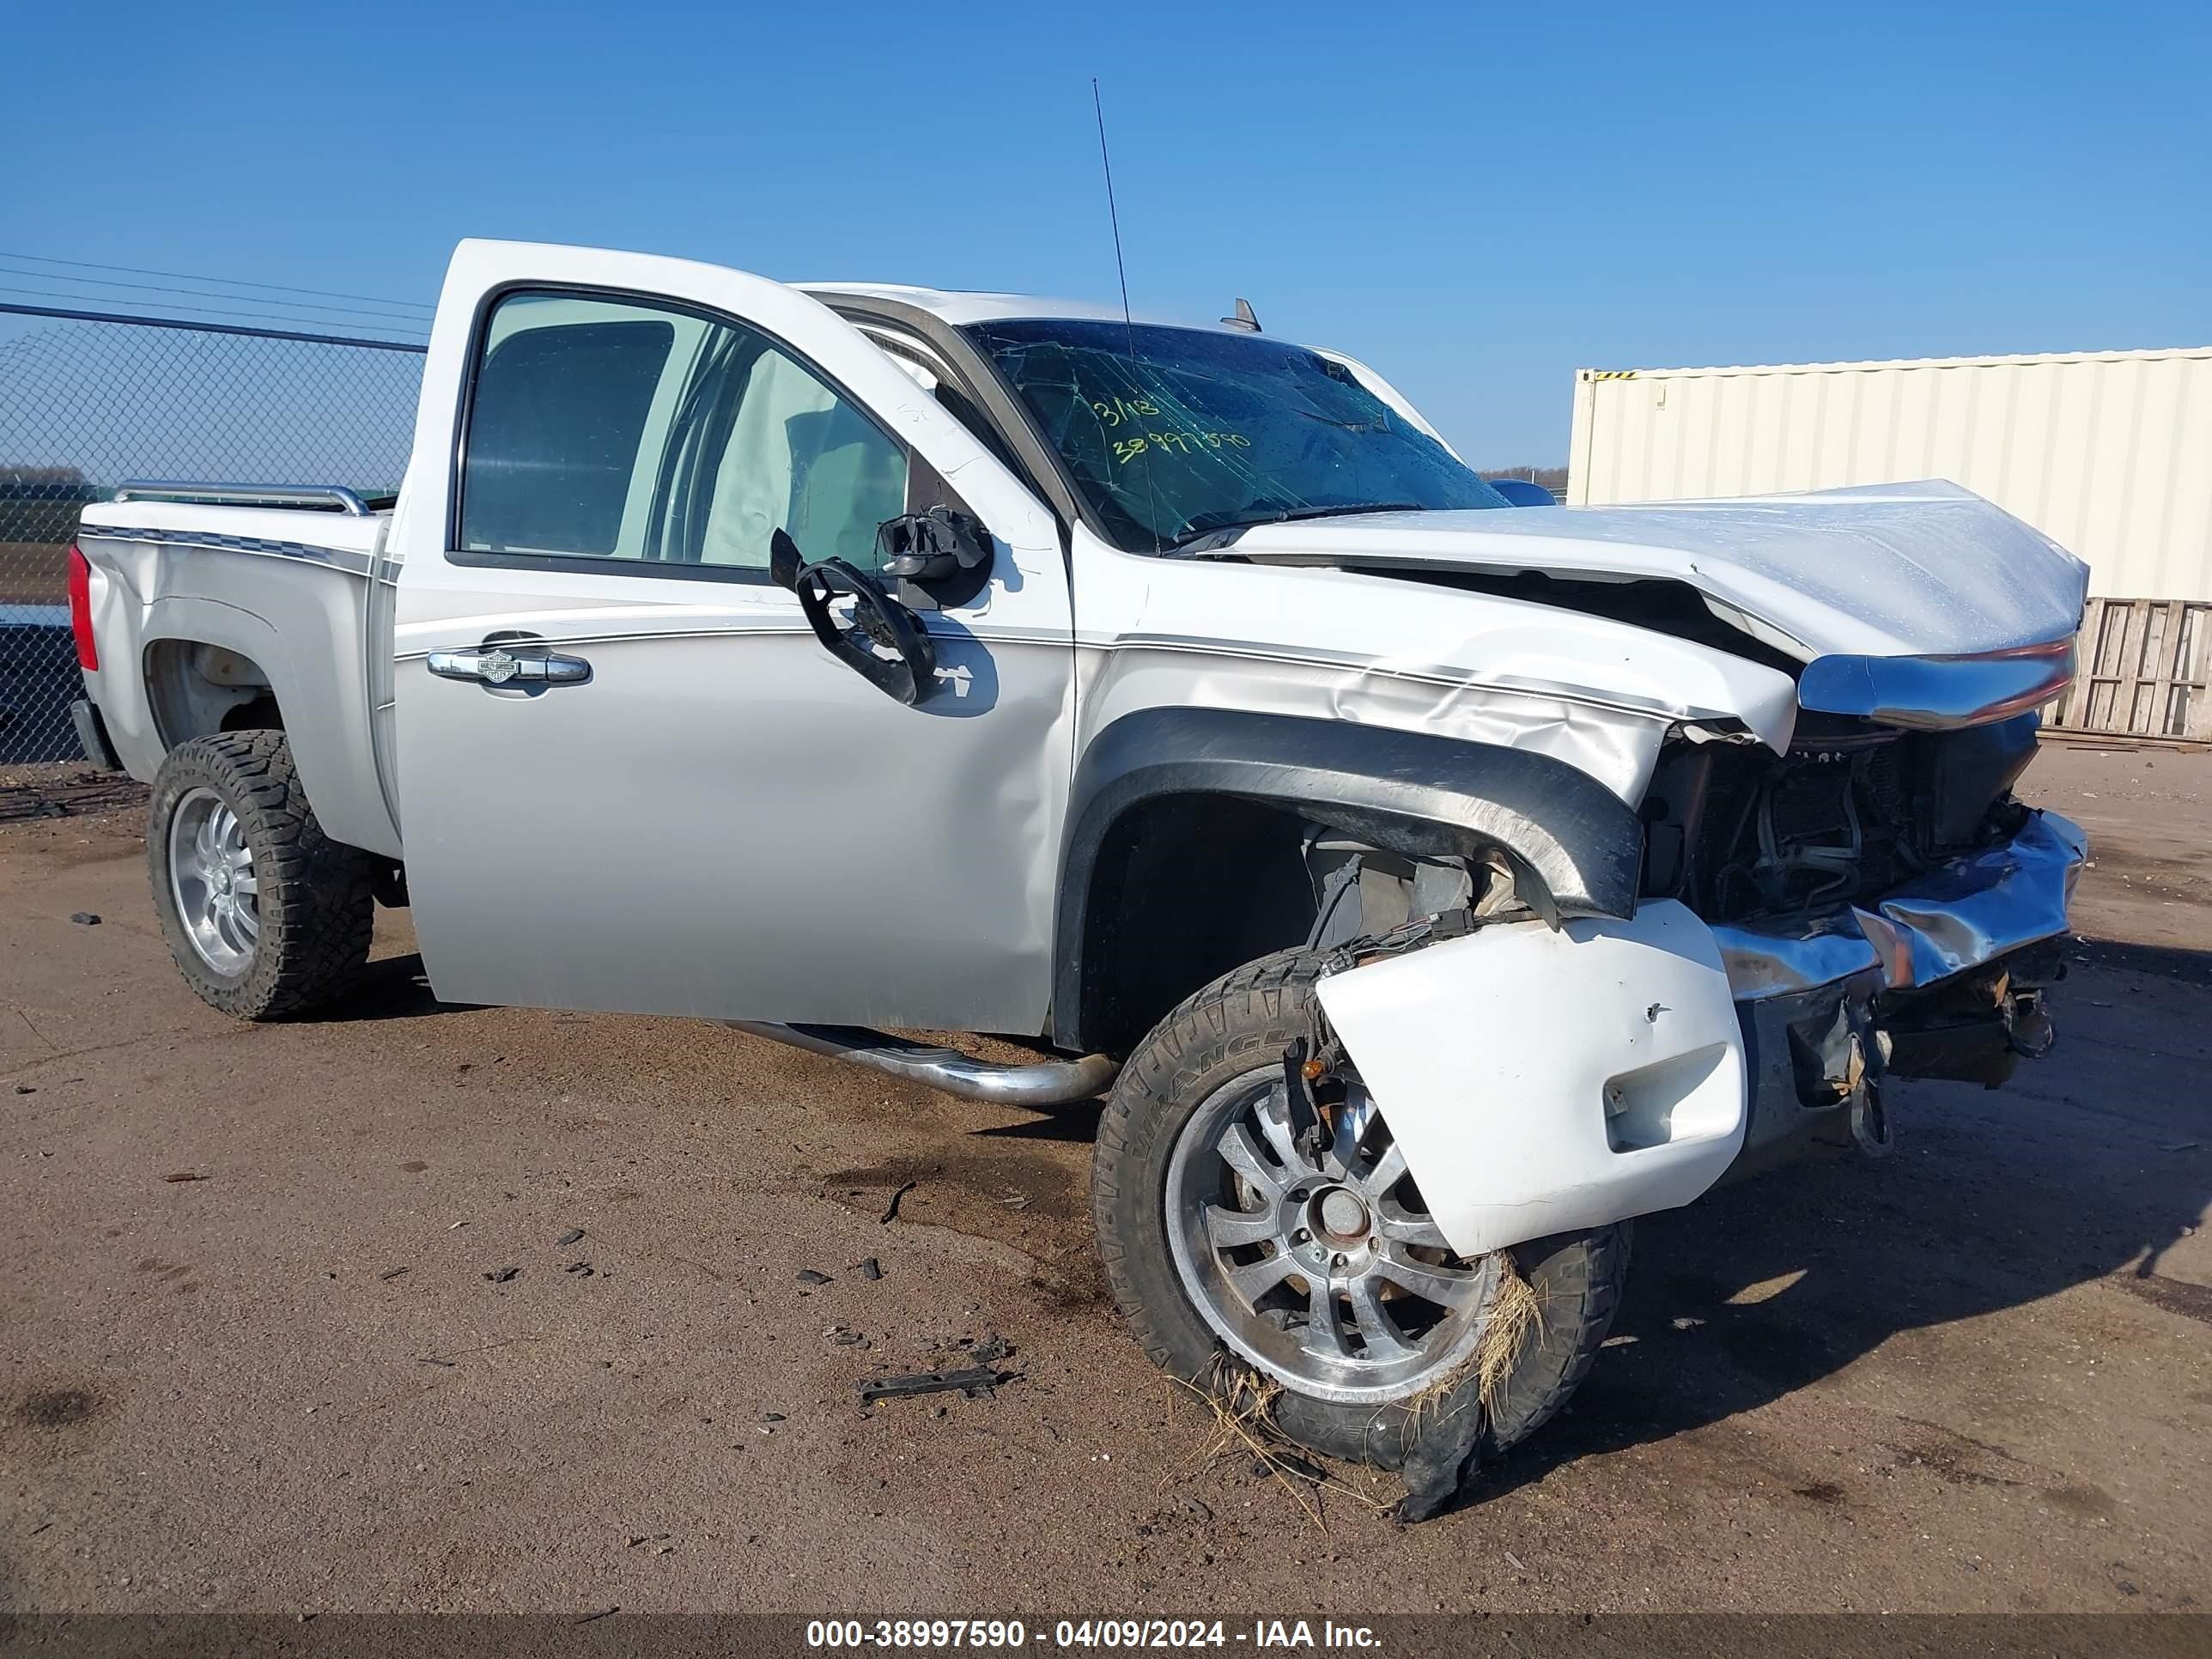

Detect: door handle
[427,646,592,687]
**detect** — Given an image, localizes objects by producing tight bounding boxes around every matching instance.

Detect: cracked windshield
[963,318,1506,550]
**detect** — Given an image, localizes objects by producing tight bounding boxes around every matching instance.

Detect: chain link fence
[0,303,424,763]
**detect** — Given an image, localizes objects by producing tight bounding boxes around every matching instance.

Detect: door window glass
[459,297,674,557]
[458,290,908,573]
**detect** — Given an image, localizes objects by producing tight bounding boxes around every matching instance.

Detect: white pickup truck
[68,239,2089,1514]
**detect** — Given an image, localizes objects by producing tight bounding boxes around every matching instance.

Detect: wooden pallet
[2049,597,2212,739]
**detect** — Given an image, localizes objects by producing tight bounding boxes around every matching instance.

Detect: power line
[0,264,433,327]
[0,250,434,313]
[0,283,428,340]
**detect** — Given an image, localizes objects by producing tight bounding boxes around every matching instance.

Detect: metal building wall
[1566,345,2212,604]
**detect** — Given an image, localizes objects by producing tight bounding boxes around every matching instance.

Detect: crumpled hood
[1205,481,2088,661]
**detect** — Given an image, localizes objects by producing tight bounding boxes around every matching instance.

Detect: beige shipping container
[1567,345,2212,605]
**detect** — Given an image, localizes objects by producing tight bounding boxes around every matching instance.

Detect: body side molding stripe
[80,525,377,577]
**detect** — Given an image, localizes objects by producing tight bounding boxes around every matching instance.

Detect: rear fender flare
[142,597,293,744]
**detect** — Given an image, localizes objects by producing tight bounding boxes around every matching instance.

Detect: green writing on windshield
[967,318,1504,551]
[1112,431,1253,465]
[1091,396,1159,427]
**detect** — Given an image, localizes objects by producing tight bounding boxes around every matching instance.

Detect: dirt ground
[1,742,2207,1616]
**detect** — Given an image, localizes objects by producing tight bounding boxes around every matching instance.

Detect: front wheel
[1092,948,1629,1497]
[147,732,374,1019]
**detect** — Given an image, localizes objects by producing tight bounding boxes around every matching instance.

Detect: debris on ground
[163,1172,208,1183]
[484,1266,520,1283]
[795,1268,832,1285]
[0,770,146,823]
[1172,1370,1386,1534]
[556,1228,586,1247]
[856,1256,883,1281]
[879,1180,916,1224]
[1250,1450,1326,1485]
[379,1267,409,1281]
[69,913,100,926]
[15,1085,34,1095]
[855,1364,1012,1406]
[971,1331,1011,1364]
[564,1261,594,1277]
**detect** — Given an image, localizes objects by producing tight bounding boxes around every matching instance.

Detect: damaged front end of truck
[1310,718,2085,1266]
[1251,483,2094,1262]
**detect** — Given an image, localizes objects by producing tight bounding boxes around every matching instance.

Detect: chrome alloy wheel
[167,787,260,975]
[1165,1067,1499,1405]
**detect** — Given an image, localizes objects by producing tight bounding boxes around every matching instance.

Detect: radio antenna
[1091,77,1164,550]
[1092,78,1137,349]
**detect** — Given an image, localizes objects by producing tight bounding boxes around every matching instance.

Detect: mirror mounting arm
[877,506,993,586]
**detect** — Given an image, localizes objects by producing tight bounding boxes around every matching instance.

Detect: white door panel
[392,243,1075,1030]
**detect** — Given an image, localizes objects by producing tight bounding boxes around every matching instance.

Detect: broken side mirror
[769,527,940,707]
[875,506,994,607]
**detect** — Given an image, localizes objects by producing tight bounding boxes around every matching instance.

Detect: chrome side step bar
[723,1022,1119,1107]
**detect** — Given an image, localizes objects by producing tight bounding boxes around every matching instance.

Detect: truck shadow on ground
[306,951,465,1022]
[2067,937,2212,988]
[1468,964,2211,1511]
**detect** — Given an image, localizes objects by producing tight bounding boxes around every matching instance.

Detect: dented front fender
[1315,900,1747,1256]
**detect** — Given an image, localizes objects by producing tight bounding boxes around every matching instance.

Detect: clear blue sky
[7,0,2208,464]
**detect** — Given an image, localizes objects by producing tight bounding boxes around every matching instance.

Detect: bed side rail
[112,480,374,516]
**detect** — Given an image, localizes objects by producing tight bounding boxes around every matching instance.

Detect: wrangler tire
[147,732,375,1020]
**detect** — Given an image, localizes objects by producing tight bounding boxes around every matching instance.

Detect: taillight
[66,544,98,671]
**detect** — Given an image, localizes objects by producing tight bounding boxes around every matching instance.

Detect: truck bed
[72,490,401,860]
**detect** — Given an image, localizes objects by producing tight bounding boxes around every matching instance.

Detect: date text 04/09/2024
[804,1618,1382,1649]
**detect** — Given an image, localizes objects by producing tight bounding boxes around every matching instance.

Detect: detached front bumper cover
[1316,899,1747,1257]
[1312,811,2083,1258]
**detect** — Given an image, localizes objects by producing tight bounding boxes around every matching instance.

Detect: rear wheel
[1093,948,1629,1483]
[147,732,374,1019]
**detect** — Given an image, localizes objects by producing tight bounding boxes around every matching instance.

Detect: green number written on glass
[1091,396,1161,428]
[1112,431,1251,464]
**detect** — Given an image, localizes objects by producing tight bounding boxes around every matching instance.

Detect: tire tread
[147,732,374,1020]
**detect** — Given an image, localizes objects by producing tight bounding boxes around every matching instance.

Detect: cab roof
[797,282,1246,334]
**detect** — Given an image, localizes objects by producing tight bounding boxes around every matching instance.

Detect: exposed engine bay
[1642,711,2045,925]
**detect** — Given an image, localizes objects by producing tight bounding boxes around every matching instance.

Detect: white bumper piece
[1314,899,1747,1256]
